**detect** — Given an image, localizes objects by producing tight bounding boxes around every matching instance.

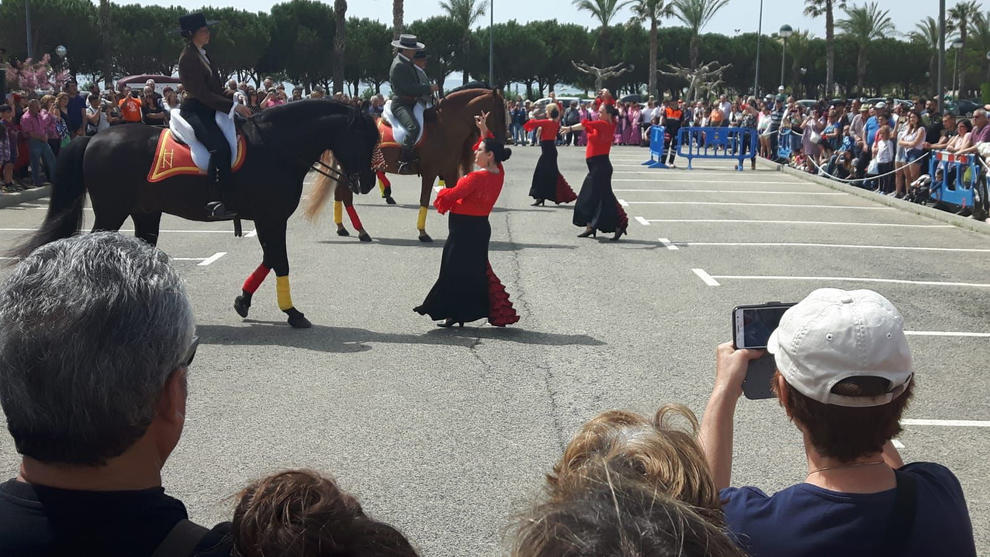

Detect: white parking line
[621,200,890,210]
[644,219,951,228]
[634,216,651,226]
[892,439,905,449]
[614,189,846,195]
[198,252,227,266]
[613,178,810,185]
[904,331,990,338]
[902,419,990,427]
[658,241,990,253]
[244,229,258,238]
[694,272,990,289]
[658,238,678,250]
[0,228,240,234]
[691,268,720,286]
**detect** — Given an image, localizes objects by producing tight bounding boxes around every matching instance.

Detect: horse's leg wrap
[417,206,428,230]
[242,264,271,294]
[377,171,391,190]
[333,201,343,225]
[345,206,364,230]
[276,275,294,311]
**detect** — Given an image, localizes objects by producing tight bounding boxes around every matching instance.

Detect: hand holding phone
[732,302,796,399]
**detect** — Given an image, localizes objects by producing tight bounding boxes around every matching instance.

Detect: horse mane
[253,99,356,127]
[438,88,492,110]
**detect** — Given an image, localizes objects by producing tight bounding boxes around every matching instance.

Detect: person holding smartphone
[700,289,976,557]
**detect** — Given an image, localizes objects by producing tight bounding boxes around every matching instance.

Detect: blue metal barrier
[675,127,758,170]
[776,127,793,160]
[928,150,979,210]
[641,125,667,168]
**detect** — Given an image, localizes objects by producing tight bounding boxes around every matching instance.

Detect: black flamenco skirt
[530,140,577,204]
[415,213,520,326]
[573,155,628,233]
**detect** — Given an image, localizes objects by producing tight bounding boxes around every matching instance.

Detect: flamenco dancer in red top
[561,102,629,241]
[522,107,577,206]
[414,112,520,328]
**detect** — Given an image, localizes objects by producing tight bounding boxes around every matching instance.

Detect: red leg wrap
[345,206,364,230]
[242,264,271,294]
[377,171,391,188]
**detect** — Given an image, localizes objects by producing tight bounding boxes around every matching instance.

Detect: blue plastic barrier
[928,150,979,210]
[776,127,793,160]
[675,127,758,170]
[641,125,667,168]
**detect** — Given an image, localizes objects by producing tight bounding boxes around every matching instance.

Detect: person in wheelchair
[388,34,438,173]
[177,13,253,219]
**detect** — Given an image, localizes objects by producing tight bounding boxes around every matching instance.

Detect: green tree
[949,0,981,95]
[201,8,270,84]
[408,16,463,93]
[0,0,100,78]
[909,16,956,95]
[345,18,391,94]
[573,0,632,63]
[261,0,335,89]
[110,4,184,77]
[98,0,112,87]
[837,1,895,92]
[629,0,673,98]
[438,0,488,84]
[670,0,729,69]
[804,0,845,97]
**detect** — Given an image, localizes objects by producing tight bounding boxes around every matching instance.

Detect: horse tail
[11,136,91,259]
[303,150,338,221]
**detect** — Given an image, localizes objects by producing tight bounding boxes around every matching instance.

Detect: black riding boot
[205,151,237,219]
[397,146,419,175]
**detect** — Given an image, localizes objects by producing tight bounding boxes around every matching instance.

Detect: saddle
[147,110,247,184]
[381,100,430,147]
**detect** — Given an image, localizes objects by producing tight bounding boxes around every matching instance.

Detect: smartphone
[732,302,796,350]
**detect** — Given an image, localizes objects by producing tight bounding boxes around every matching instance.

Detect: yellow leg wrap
[417,206,428,230]
[333,201,343,225]
[438,178,446,188]
[276,275,294,311]
[378,178,386,195]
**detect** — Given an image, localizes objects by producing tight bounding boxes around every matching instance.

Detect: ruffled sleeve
[523,119,549,132]
[435,171,482,214]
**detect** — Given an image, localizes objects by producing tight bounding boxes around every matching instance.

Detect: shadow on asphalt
[197,321,603,352]
[319,238,578,251]
[349,202,550,214]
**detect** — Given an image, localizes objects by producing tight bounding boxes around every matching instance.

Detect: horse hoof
[418,233,433,243]
[358,231,373,242]
[385,196,397,205]
[336,228,350,237]
[234,296,251,318]
[285,308,312,329]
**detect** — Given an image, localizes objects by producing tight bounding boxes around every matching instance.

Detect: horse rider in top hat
[177,12,253,219]
[389,34,438,173]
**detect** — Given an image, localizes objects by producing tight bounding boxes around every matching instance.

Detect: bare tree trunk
[333,0,347,94]
[690,35,699,69]
[648,16,658,98]
[100,0,112,89]
[392,0,403,39]
[462,37,470,85]
[959,25,968,96]
[824,0,834,96]
[856,46,866,92]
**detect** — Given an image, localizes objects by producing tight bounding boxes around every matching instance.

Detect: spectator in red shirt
[414,112,519,328]
[118,91,143,123]
[562,102,628,241]
[523,106,577,206]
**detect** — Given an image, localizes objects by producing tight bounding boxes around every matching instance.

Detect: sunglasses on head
[178,335,199,369]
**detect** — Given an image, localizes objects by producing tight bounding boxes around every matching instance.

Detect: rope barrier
[797,151,932,185]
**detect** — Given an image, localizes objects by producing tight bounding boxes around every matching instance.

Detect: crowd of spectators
[1,76,386,194]
[0,231,977,556]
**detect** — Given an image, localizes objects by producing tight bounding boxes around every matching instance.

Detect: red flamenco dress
[522,118,577,204]
[572,119,629,234]
[413,136,520,327]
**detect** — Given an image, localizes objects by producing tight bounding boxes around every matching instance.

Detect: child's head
[878,125,891,139]
[233,469,419,557]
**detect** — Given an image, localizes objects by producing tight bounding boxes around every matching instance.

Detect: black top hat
[179,13,218,35]
[391,34,425,50]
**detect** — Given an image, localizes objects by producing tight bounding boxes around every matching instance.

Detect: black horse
[14,100,379,328]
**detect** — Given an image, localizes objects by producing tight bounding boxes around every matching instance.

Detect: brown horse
[311,88,508,243]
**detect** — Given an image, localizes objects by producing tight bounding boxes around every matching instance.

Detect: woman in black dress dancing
[523,107,577,206]
[414,112,520,328]
[561,103,629,241]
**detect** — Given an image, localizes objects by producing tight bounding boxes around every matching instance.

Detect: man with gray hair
[0,232,231,556]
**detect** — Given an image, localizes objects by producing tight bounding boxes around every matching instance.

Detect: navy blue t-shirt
[66,94,88,134]
[721,462,976,557]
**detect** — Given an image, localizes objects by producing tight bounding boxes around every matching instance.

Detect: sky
[102,0,942,40]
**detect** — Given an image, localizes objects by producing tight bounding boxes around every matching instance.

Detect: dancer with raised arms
[523,106,577,207]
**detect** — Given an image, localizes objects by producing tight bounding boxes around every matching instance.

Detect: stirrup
[206,201,237,220]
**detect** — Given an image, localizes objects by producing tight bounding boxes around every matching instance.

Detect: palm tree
[804,0,845,97]
[333,0,347,94]
[909,16,958,95]
[836,2,894,92]
[949,0,981,95]
[439,0,488,85]
[970,11,990,82]
[99,0,112,88]
[629,0,673,99]
[670,0,730,69]
[393,0,404,39]
[574,0,633,64]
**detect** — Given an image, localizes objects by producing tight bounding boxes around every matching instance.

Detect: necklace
[806,460,885,477]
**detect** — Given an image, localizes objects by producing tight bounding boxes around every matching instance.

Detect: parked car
[117,74,182,96]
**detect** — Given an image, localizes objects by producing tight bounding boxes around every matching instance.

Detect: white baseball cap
[767,288,913,408]
[875,101,887,109]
